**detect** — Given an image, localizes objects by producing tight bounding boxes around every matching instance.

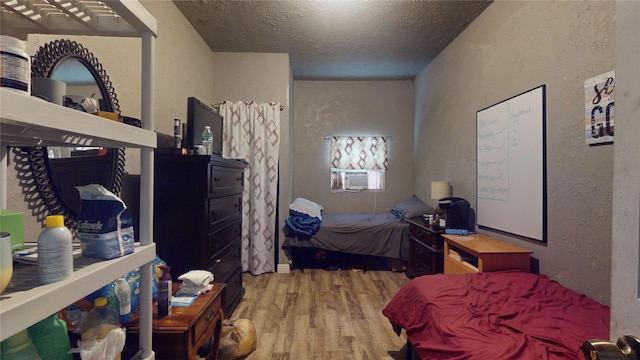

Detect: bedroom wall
[6,0,215,242]
[413,0,615,304]
[291,80,416,214]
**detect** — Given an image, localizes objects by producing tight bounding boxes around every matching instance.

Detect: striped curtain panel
[220,101,280,275]
[330,136,389,170]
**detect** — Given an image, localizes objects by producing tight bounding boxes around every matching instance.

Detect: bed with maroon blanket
[382,271,610,360]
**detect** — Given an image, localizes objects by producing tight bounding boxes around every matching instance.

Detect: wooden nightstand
[406,218,445,277]
[124,283,226,360]
[443,234,532,274]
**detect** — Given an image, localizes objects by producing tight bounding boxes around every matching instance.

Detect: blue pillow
[391,195,434,220]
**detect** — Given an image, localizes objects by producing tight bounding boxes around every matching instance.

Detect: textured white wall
[611,0,640,338]
[6,1,215,241]
[292,80,415,214]
[414,1,615,304]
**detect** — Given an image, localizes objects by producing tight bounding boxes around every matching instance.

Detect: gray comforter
[282,213,410,261]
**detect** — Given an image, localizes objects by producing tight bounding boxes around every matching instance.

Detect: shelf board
[0,0,157,39]
[0,243,156,341]
[1,88,157,149]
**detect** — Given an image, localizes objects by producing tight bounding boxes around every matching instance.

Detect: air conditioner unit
[344,172,368,190]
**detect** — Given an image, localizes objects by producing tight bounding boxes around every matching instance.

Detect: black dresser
[406,217,445,277]
[154,153,246,316]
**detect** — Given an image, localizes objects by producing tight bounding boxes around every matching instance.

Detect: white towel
[178,270,213,286]
[176,270,214,296]
[176,283,213,296]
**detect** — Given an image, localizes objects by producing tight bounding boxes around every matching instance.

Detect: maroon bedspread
[382,271,609,360]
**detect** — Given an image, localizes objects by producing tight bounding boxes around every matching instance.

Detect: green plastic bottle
[27,313,72,360]
[0,329,42,360]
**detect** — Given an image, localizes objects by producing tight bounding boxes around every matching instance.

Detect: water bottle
[37,215,73,284]
[201,125,213,156]
[78,297,120,342]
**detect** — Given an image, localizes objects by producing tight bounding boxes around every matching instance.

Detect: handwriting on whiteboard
[477,105,532,202]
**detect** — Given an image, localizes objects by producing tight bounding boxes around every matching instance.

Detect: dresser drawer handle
[214,177,221,182]
[205,309,215,323]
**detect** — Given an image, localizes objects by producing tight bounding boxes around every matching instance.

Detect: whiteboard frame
[476,85,547,242]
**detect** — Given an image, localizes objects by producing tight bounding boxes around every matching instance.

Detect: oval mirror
[27,39,125,228]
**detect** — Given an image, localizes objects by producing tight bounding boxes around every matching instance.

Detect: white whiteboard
[476,85,547,241]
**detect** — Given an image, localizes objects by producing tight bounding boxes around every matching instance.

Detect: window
[329,136,388,191]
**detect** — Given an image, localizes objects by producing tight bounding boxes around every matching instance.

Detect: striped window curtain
[329,136,389,170]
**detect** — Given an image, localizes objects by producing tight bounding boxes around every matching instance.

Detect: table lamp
[431,181,451,200]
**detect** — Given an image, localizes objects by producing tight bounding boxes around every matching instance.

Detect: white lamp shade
[431,181,451,200]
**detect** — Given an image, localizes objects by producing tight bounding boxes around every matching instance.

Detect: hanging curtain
[330,136,389,170]
[220,101,280,275]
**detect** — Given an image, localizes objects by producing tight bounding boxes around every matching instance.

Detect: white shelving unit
[0,1,157,359]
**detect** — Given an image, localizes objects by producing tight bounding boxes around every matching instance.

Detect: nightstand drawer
[409,224,443,250]
[409,237,443,276]
[192,292,223,348]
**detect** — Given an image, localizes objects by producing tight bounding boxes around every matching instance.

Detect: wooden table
[443,234,532,274]
[124,283,226,360]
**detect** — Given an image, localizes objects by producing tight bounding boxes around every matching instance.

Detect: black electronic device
[438,197,475,231]
[186,97,223,156]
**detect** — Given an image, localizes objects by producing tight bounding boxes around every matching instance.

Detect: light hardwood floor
[229,269,411,360]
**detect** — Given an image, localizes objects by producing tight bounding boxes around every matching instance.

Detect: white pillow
[290,197,323,220]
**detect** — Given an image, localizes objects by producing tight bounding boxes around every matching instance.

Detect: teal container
[27,313,72,360]
[0,329,42,360]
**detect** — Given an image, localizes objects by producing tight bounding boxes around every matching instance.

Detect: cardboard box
[0,209,24,250]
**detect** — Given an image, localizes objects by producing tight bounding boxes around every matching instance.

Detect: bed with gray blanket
[283,196,434,271]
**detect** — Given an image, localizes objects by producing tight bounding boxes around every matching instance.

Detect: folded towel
[178,270,214,287]
[176,270,214,296]
[176,283,213,296]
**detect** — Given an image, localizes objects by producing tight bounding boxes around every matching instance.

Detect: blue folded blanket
[284,213,321,237]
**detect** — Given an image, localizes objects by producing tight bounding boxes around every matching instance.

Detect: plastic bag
[218,319,257,360]
[76,327,125,360]
[76,184,134,259]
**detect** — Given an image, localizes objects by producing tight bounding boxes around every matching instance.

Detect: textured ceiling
[173,0,492,80]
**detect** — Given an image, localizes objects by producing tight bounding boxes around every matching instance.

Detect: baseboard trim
[277,263,291,274]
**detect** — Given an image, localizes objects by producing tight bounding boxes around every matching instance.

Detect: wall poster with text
[585,70,615,145]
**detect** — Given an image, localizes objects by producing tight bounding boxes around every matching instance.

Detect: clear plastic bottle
[38,215,73,284]
[201,125,213,156]
[157,265,172,318]
[114,278,132,324]
[79,297,121,341]
[77,297,123,360]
